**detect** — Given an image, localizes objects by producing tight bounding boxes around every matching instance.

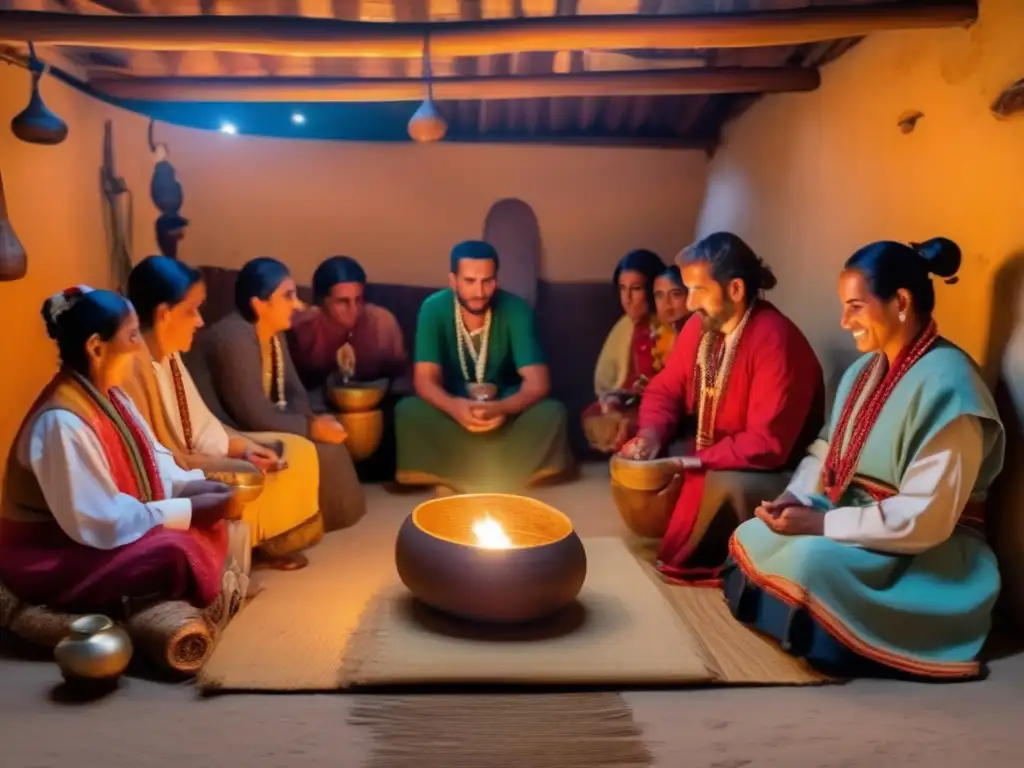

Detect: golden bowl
[54,614,133,685]
[395,493,587,623]
[337,409,384,462]
[328,378,388,413]
[609,455,680,492]
[205,469,265,502]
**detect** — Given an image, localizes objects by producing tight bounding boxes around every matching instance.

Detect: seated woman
[0,286,236,615]
[582,249,674,454]
[725,238,1005,680]
[287,255,408,400]
[185,257,366,533]
[123,255,323,571]
[653,265,691,333]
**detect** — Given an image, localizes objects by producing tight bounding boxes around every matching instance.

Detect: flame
[472,516,512,549]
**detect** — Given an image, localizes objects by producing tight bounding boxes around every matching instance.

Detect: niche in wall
[482,198,542,307]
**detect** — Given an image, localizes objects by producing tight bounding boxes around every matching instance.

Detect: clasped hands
[753,491,825,536]
[450,398,506,433]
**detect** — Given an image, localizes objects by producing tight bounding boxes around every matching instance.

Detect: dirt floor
[2,469,1022,768]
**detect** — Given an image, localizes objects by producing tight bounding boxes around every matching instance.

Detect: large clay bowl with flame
[328,378,388,413]
[395,493,587,623]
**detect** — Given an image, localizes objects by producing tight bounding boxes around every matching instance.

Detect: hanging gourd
[408,33,447,143]
[0,168,27,282]
[11,43,68,146]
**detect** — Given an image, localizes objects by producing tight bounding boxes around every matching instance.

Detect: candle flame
[473,516,512,549]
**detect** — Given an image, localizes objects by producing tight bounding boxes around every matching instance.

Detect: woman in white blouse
[0,286,236,612]
[123,256,322,571]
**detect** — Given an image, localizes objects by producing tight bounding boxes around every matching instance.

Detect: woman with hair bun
[727,237,1007,680]
[0,286,236,614]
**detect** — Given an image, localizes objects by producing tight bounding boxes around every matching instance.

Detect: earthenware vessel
[328,377,388,413]
[609,456,683,538]
[609,455,681,492]
[395,493,587,623]
[336,409,384,461]
[54,615,132,685]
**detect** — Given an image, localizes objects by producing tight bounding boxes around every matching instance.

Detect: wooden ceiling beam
[0,3,978,58]
[89,65,820,102]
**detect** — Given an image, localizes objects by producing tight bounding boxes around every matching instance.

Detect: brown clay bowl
[337,409,384,462]
[328,378,388,413]
[609,455,680,492]
[395,493,587,624]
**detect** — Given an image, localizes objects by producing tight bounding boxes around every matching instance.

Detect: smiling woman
[725,235,1008,680]
[838,238,961,363]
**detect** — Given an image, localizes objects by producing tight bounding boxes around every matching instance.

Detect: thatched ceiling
[0,1,977,148]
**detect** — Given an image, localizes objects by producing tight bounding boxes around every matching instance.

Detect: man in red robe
[619,232,825,583]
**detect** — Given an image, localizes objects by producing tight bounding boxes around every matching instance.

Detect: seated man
[619,232,825,582]
[726,237,1003,679]
[395,240,573,494]
[288,255,409,402]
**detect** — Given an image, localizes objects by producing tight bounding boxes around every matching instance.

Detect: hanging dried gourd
[0,168,27,282]
[10,44,68,146]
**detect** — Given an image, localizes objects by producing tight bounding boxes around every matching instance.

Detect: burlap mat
[340,537,713,687]
[200,534,826,692]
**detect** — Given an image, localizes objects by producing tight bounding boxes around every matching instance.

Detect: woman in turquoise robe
[724,237,1005,679]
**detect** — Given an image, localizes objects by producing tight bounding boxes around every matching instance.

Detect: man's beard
[697,301,735,332]
[457,293,492,316]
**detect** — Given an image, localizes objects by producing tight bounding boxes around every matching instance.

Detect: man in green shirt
[394,240,573,494]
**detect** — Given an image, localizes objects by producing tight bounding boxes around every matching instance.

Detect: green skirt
[730,517,1000,679]
[394,397,573,493]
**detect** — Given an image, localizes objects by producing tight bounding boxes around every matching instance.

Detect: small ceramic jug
[54,614,133,684]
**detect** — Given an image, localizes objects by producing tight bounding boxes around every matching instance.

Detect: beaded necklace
[454,292,492,385]
[821,320,939,504]
[693,303,754,451]
[167,354,194,451]
[261,335,288,410]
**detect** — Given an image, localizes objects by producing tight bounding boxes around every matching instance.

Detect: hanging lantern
[0,168,27,282]
[11,44,68,146]
[408,34,447,143]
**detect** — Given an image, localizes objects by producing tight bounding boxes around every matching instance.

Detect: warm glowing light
[219,121,238,135]
[291,112,306,125]
[473,516,511,549]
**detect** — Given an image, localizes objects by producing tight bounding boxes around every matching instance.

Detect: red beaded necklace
[821,320,939,504]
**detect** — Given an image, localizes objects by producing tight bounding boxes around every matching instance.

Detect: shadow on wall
[987,251,1024,633]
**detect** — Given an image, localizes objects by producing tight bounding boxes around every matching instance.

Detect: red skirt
[0,518,229,613]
